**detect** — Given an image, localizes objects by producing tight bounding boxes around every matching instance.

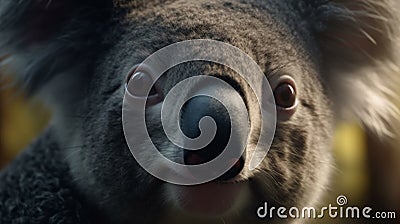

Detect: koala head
[1,0,399,223]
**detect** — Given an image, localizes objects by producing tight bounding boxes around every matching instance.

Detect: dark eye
[127,71,157,97]
[274,82,296,108]
[125,64,163,106]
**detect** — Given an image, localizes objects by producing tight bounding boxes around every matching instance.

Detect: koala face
[1,0,398,223]
[66,2,333,221]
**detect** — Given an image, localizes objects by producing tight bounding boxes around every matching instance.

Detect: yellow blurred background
[0,76,50,168]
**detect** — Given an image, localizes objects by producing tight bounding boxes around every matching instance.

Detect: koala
[0,0,399,223]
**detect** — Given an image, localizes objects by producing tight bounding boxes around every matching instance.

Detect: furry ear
[0,0,111,93]
[305,0,400,138]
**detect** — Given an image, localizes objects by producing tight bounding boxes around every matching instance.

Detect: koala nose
[181,95,245,180]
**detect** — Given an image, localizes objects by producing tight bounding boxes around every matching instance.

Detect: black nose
[181,95,244,180]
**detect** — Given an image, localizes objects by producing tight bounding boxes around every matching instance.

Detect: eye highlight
[274,82,296,108]
[125,64,163,106]
[127,72,156,97]
[271,75,298,120]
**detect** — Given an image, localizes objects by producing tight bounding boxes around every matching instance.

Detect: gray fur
[0,0,399,223]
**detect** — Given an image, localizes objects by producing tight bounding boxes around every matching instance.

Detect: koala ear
[0,0,111,93]
[306,0,400,138]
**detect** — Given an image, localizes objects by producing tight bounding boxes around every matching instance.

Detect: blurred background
[0,71,399,223]
[0,75,50,168]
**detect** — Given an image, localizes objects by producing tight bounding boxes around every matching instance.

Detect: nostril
[183,152,245,180]
[218,157,244,181]
[184,152,205,165]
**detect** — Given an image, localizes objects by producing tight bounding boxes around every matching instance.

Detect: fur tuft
[303,0,400,138]
[0,0,112,93]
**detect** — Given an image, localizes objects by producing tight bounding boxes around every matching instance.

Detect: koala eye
[125,64,163,106]
[274,82,296,108]
[272,75,298,119]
